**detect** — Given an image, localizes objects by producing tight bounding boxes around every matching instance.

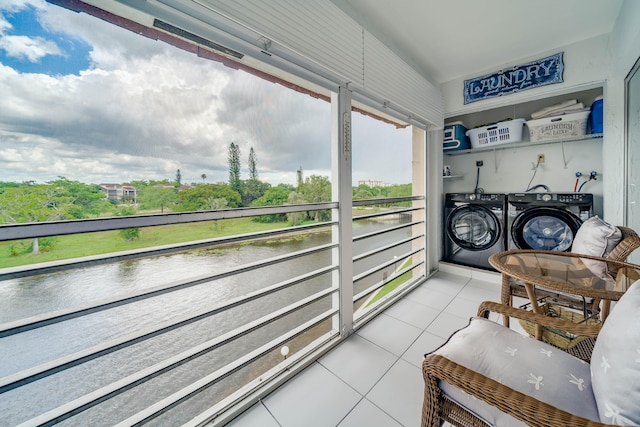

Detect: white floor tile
[426,312,471,339]
[437,262,473,277]
[263,362,361,427]
[405,287,456,311]
[512,295,531,308]
[232,269,519,426]
[319,333,397,395]
[337,398,402,427]
[467,277,501,290]
[384,298,441,329]
[456,281,501,304]
[402,331,446,368]
[356,313,423,357]
[421,272,469,295]
[468,269,501,283]
[443,296,483,318]
[226,401,279,427]
[366,359,424,427]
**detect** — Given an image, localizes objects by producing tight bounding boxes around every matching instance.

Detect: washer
[443,193,507,271]
[507,193,594,251]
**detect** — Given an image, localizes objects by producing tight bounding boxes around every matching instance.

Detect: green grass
[367,257,413,306]
[1,206,404,269]
[0,218,298,269]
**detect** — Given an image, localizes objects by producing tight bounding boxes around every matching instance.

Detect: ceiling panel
[331,0,624,83]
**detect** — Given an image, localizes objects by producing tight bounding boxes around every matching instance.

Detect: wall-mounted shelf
[443,175,463,179]
[444,133,603,156]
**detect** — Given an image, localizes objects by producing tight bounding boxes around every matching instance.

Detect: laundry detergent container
[590,96,603,134]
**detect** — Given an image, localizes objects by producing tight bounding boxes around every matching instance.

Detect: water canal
[0,219,412,426]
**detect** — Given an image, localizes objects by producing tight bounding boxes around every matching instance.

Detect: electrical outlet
[537,154,545,164]
[476,160,483,167]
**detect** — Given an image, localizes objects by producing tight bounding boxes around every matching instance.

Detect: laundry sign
[464,52,564,104]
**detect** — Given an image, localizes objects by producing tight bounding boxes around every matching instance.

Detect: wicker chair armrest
[607,226,640,261]
[477,301,602,337]
[423,354,613,427]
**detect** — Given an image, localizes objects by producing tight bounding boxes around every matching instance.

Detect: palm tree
[201,173,206,184]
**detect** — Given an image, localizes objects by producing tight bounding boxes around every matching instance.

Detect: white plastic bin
[466,118,526,148]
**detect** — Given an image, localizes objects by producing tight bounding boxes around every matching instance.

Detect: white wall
[438,33,619,219]
[443,139,604,212]
[604,0,640,225]
[440,2,640,227]
[441,34,610,117]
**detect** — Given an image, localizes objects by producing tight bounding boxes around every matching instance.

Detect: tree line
[0,143,410,254]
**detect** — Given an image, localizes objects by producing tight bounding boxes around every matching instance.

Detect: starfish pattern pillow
[590,280,640,425]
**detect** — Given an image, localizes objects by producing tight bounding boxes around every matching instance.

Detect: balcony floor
[228,268,526,427]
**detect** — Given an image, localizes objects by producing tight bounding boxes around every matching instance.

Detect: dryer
[507,193,593,251]
[443,193,507,271]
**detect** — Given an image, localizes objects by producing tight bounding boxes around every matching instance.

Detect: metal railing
[0,198,426,426]
[350,197,426,322]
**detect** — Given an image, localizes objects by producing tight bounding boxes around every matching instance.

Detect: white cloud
[0,34,62,62]
[0,0,46,13]
[0,1,412,187]
[0,15,12,34]
[0,0,59,63]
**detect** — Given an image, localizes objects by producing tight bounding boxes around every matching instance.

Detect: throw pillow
[572,216,622,257]
[572,216,622,279]
[590,280,640,425]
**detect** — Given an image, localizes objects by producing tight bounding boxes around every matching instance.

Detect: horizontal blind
[113,0,444,127]
[363,31,444,129]
[196,0,443,128]
[198,0,365,86]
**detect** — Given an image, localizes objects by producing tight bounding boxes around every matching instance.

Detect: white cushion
[591,280,640,425]
[430,317,599,426]
[572,216,622,258]
[572,216,622,279]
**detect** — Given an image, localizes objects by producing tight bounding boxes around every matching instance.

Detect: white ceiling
[331,0,624,84]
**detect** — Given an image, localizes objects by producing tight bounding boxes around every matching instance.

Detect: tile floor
[227,267,526,427]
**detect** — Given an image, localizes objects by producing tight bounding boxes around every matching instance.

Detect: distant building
[358,179,392,188]
[99,183,137,202]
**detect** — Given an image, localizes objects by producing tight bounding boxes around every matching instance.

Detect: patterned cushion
[591,280,640,425]
[430,318,599,426]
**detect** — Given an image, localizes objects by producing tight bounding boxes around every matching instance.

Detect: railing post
[411,126,427,278]
[332,86,353,337]
[425,126,444,274]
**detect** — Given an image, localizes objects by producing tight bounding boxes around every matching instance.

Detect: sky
[0,0,412,186]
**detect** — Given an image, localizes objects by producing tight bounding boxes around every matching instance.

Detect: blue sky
[0,3,91,75]
[0,1,411,186]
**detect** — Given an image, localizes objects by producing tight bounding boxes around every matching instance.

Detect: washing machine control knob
[469,194,476,201]
[541,194,552,202]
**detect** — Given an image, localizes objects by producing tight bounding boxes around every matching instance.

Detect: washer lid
[511,207,583,251]
[446,205,501,251]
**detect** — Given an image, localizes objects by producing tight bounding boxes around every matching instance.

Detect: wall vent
[153,18,244,59]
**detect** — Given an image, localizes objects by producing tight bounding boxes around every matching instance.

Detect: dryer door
[446,205,501,251]
[511,207,582,251]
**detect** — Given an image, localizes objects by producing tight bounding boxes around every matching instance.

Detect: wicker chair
[503,225,640,318]
[422,298,638,427]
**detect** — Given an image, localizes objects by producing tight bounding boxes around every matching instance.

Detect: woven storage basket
[519,303,599,349]
[526,110,590,142]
